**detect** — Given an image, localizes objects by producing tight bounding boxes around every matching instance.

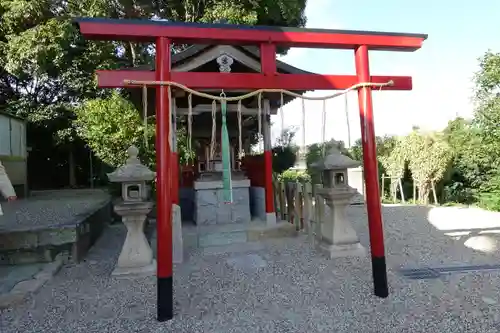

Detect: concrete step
[0,198,111,265]
[201,241,265,256]
[199,229,248,247]
[187,220,297,249]
[151,220,297,264]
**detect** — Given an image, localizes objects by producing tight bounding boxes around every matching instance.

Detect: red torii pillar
[355,45,387,294]
[155,37,173,320]
[74,17,427,322]
[261,44,277,226]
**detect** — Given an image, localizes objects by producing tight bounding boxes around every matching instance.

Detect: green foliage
[380,130,452,204]
[272,146,297,174]
[471,52,500,172]
[272,127,298,174]
[0,0,308,188]
[446,51,500,208]
[442,181,474,205]
[75,91,194,170]
[379,139,406,179]
[476,170,500,211]
[349,135,398,163]
[75,91,155,168]
[279,169,311,183]
[306,139,347,184]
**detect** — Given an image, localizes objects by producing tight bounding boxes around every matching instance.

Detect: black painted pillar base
[371,256,389,298]
[157,276,173,321]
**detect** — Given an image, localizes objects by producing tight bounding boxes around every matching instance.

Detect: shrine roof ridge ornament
[73,17,428,51]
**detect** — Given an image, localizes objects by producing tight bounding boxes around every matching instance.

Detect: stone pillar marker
[107,145,156,277]
[311,146,366,258]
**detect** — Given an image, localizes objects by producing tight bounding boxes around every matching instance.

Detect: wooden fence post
[398,178,405,203]
[285,182,295,225]
[381,174,385,202]
[431,180,438,204]
[303,182,313,241]
[295,181,303,230]
[313,184,324,244]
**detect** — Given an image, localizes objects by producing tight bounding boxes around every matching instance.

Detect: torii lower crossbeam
[95,71,413,90]
[74,17,427,322]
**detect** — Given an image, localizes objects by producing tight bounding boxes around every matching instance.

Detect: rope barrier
[126,80,394,102]
[136,79,393,166]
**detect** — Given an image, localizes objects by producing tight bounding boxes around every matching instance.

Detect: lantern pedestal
[317,187,365,259]
[112,202,156,278]
[107,146,157,278]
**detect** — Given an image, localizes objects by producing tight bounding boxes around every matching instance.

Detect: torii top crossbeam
[74,17,427,323]
[75,18,427,90]
[76,17,426,50]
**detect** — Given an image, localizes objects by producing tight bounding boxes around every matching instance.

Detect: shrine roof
[124,44,311,110]
[122,44,312,76]
[170,44,312,75]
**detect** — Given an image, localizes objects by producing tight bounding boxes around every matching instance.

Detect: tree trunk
[390,180,398,202]
[69,148,76,188]
[418,182,431,205]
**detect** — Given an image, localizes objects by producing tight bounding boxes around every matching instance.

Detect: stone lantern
[107,145,156,277]
[311,146,365,258]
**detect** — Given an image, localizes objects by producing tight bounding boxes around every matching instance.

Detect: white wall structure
[0,112,28,196]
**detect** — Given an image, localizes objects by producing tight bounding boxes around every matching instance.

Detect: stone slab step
[151,220,298,264]
[194,220,297,248]
[201,241,265,256]
[198,230,248,247]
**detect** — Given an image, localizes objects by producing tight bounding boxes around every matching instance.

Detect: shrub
[279,169,311,183]
[476,170,500,211]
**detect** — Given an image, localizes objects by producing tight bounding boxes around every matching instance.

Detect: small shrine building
[130,44,310,226]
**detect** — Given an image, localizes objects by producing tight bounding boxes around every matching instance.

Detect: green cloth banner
[220,100,233,203]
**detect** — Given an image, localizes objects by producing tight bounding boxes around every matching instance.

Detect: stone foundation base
[172,204,183,264]
[317,241,366,259]
[112,259,156,279]
[266,212,277,227]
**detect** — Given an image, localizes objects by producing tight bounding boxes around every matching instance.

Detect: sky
[273,0,500,147]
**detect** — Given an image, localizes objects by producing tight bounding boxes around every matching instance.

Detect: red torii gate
[74,17,427,322]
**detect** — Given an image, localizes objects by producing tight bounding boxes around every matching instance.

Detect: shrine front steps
[150,219,298,259]
[185,220,298,249]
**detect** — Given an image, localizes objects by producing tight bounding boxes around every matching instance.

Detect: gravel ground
[2,205,500,332]
[0,191,110,232]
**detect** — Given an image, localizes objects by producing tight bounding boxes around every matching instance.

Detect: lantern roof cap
[107,146,156,183]
[311,146,360,170]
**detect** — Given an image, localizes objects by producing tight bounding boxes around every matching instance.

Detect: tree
[272,126,298,174]
[348,135,399,198]
[348,135,398,165]
[470,52,500,181]
[400,130,452,204]
[0,0,118,186]
[75,92,154,167]
[0,0,309,188]
[305,139,348,184]
[465,51,500,209]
